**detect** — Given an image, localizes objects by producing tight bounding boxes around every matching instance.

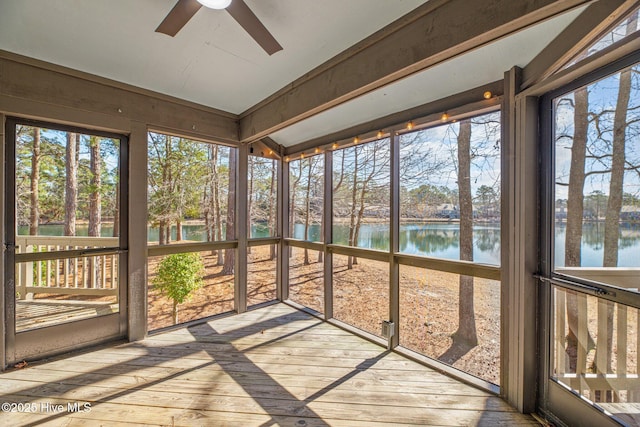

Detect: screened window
[249,156,278,239]
[563,8,639,69]
[11,122,125,332]
[147,132,234,244]
[399,112,501,265]
[553,61,640,276]
[547,57,640,420]
[289,156,324,242]
[146,131,236,330]
[332,138,390,250]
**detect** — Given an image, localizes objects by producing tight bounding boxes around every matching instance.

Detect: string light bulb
[441,112,449,122]
[406,121,414,130]
[353,136,360,144]
[285,156,290,162]
[483,91,492,99]
[300,152,305,159]
[332,142,338,150]
[315,147,321,154]
[376,130,384,139]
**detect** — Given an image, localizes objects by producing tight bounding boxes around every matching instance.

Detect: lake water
[20,221,640,268]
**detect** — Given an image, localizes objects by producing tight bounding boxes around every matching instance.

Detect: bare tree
[222,149,236,274]
[208,144,224,264]
[289,160,304,259]
[29,127,40,235]
[247,156,254,254]
[302,157,319,264]
[268,159,277,260]
[88,136,102,237]
[64,132,78,236]
[452,119,478,347]
[564,87,589,368]
[596,14,637,386]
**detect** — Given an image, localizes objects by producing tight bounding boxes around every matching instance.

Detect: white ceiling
[270,7,585,147]
[0,0,425,114]
[0,1,587,148]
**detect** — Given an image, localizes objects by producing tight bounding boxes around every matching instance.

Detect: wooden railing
[554,267,640,403]
[15,235,120,300]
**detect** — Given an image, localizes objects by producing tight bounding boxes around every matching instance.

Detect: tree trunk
[318,214,324,263]
[172,299,179,325]
[565,87,589,370]
[269,160,276,260]
[176,218,183,242]
[159,221,167,245]
[113,181,120,237]
[89,136,102,237]
[29,127,40,235]
[247,156,253,254]
[211,146,224,265]
[596,16,635,380]
[303,159,313,264]
[64,132,78,236]
[453,119,478,348]
[289,163,303,258]
[222,149,236,274]
[348,150,359,269]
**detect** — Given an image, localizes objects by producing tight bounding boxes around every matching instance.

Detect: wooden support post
[128,122,147,341]
[503,66,538,413]
[389,131,400,348]
[323,151,333,319]
[0,112,6,369]
[235,144,248,313]
[279,158,289,301]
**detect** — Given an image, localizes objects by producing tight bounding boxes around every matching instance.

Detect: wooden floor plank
[0,303,538,426]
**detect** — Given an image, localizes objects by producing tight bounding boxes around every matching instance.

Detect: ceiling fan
[156,0,283,55]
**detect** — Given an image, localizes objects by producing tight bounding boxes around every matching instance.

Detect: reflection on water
[555,221,640,267]
[23,220,640,268]
[328,222,500,264]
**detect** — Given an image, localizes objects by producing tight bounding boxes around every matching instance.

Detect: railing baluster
[54,246,60,287]
[114,256,118,289]
[616,304,627,403]
[635,309,640,402]
[556,288,566,376]
[14,236,119,297]
[110,254,116,289]
[80,253,85,288]
[89,251,96,289]
[63,250,70,288]
[46,246,52,287]
[576,292,588,399]
[36,245,42,287]
[101,255,107,288]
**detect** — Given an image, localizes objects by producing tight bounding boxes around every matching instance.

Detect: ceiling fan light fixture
[197,0,232,10]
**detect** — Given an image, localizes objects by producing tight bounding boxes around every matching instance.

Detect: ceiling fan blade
[156,0,202,37]
[226,0,283,55]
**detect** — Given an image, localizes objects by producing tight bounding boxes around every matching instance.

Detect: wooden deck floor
[0,303,539,426]
[16,299,119,331]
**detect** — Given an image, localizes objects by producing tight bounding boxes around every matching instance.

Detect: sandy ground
[148,245,501,384]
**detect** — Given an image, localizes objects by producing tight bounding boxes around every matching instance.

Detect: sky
[553,64,640,201]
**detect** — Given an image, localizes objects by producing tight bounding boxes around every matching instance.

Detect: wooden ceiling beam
[521,0,638,89]
[239,0,591,143]
[0,50,239,144]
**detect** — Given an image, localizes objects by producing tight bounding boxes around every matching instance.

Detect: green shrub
[153,252,205,324]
